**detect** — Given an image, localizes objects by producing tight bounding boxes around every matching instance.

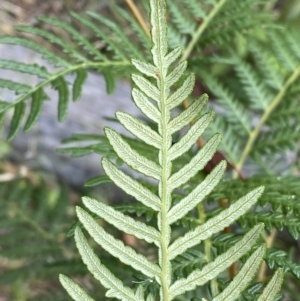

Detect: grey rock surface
[0,44,140,186]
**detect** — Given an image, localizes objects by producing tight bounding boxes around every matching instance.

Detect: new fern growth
[59,1,283,300]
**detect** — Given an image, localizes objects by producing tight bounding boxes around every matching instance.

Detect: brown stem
[125,0,150,36]
[258,228,277,282]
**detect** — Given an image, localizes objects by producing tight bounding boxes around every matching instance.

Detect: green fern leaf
[169,133,222,189]
[266,249,300,278]
[169,187,264,259]
[74,228,139,301]
[14,25,87,63]
[150,0,168,67]
[24,88,44,131]
[102,68,116,95]
[166,74,195,110]
[131,59,159,79]
[73,68,88,102]
[0,59,50,78]
[87,11,144,60]
[166,61,187,88]
[59,274,96,301]
[169,224,264,299]
[163,46,182,68]
[257,269,283,301]
[0,78,30,94]
[232,56,273,110]
[82,197,160,245]
[8,102,25,140]
[102,158,160,211]
[169,111,214,160]
[76,207,161,280]
[132,74,161,103]
[212,246,266,301]
[132,88,161,123]
[37,16,105,61]
[117,112,162,149]
[52,76,69,122]
[168,161,226,225]
[105,128,161,179]
[0,36,70,67]
[168,94,207,134]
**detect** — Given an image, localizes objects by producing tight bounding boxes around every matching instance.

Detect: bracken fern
[59,1,283,300]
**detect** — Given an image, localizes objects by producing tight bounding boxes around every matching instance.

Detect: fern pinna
[60,1,283,300]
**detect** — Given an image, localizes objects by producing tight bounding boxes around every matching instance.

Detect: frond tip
[59,274,96,301]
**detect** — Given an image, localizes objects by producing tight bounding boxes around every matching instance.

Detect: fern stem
[197,203,219,296]
[257,228,277,282]
[125,0,150,36]
[159,55,172,301]
[159,74,171,299]
[180,0,229,62]
[152,2,173,298]
[159,89,171,300]
[235,64,300,173]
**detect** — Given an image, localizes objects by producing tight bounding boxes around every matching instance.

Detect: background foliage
[0,0,300,300]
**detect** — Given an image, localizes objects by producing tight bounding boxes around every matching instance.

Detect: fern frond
[239,212,300,239]
[167,0,196,35]
[0,36,70,67]
[199,26,300,171]
[86,11,145,61]
[248,41,284,90]
[231,55,273,110]
[0,12,136,138]
[166,0,270,52]
[199,72,251,134]
[266,249,300,279]
[205,118,242,164]
[209,175,300,215]
[254,123,300,155]
[268,29,299,72]
[60,1,282,300]
[37,16,106,61]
